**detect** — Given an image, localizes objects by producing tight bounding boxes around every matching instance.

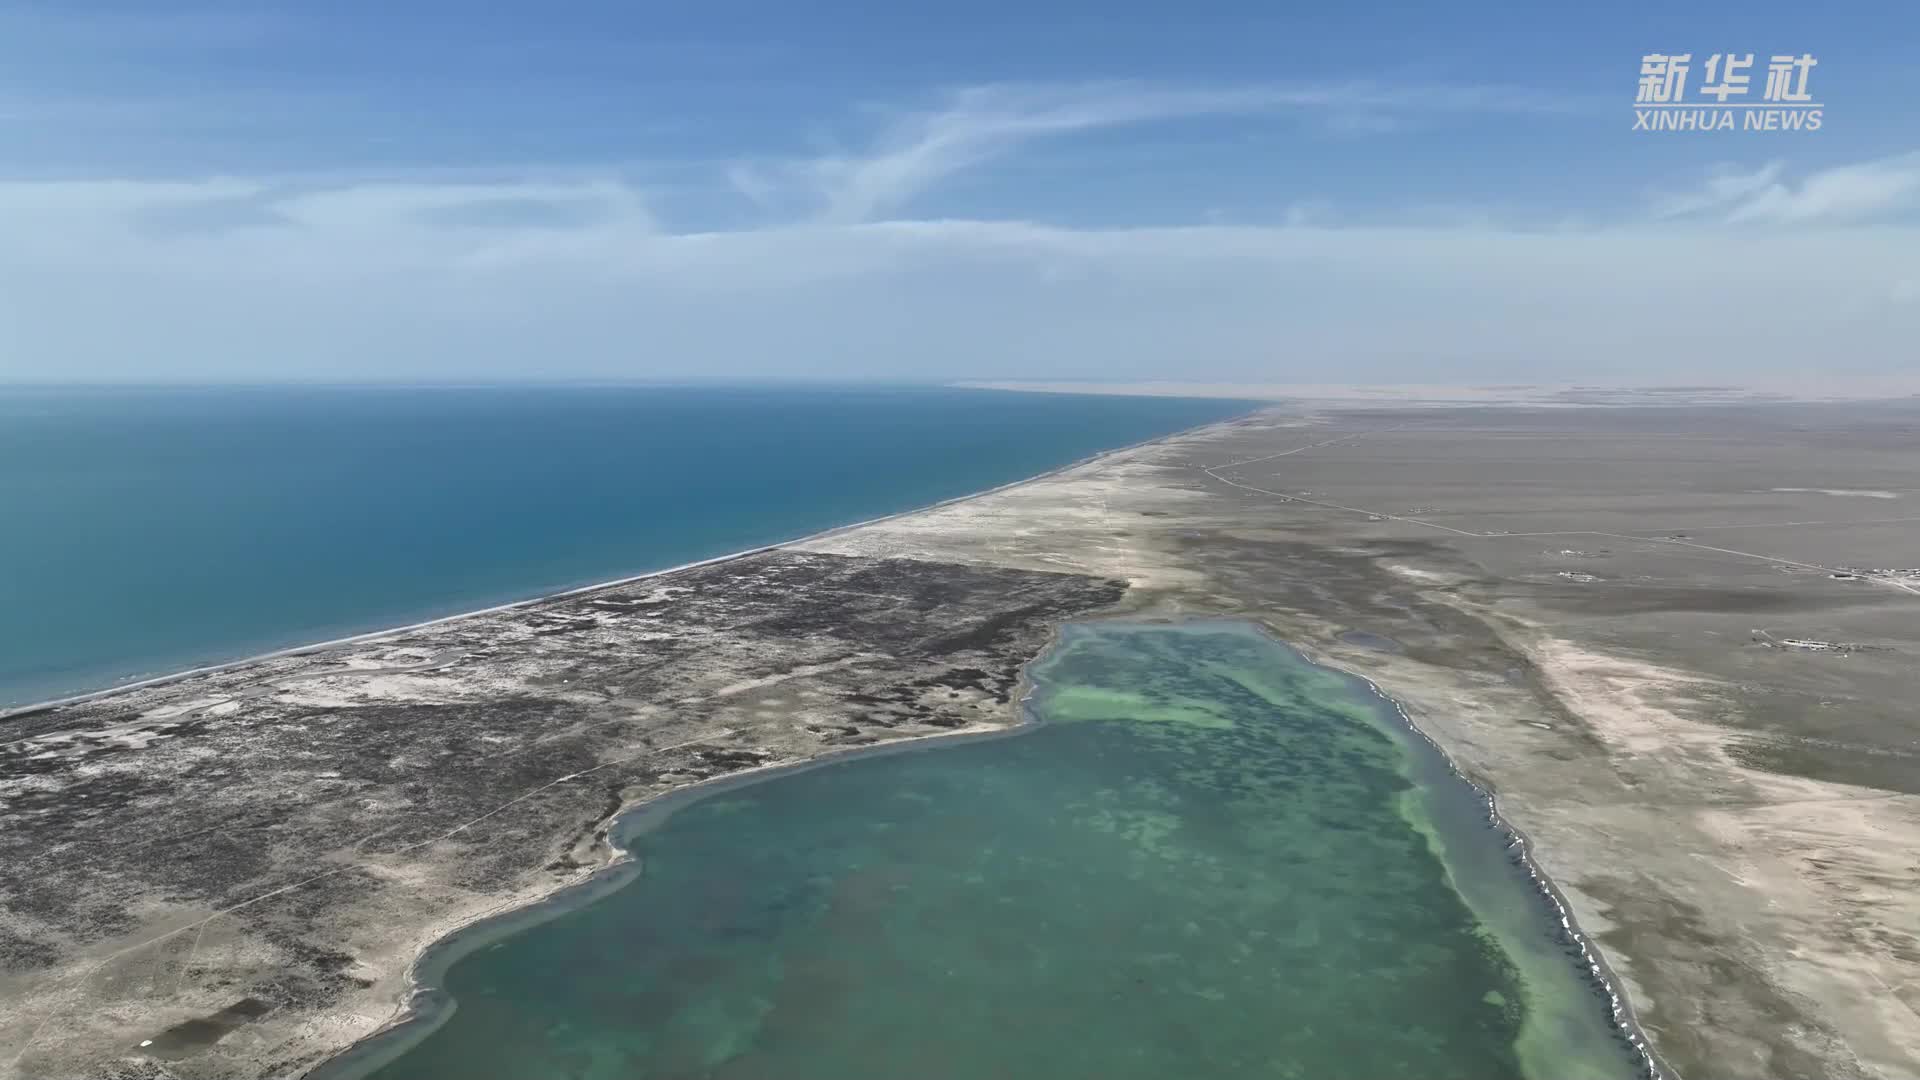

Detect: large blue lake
[0,384,1249,707]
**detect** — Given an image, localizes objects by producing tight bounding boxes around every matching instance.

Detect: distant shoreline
[0,407,1262,723]
[952,376,1920,405]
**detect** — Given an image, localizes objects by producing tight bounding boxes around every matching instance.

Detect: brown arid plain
[4,395,1919,1080]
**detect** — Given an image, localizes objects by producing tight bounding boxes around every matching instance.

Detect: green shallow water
[346,621,1645,1080]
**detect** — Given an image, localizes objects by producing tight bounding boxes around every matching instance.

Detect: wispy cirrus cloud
[1727,151,1920,223]
[731,80,1592,224]
[1652,153,1920,224]
[1649,162,1787,219]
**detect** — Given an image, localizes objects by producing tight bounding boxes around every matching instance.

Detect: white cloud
[2,83,1911,385]
[272,180,652,231]
[1727,151,1920,223]
[2,176,655,263]
[1655,153,1920,224]
[2,175,1915,384]
[1649,162,1785,218]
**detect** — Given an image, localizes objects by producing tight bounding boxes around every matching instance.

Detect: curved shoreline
[1277,629,1670,1080]
[307,616,1666,1080]
[0,408,1260,722]
[304,606,1090,1078]
[303,710,1052,1079]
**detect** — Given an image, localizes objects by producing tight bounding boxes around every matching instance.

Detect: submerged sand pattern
[357,622,1643,1080]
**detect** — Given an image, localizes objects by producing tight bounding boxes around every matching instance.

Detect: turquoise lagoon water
[348,622,1645,1080]
[0,384,1248,706]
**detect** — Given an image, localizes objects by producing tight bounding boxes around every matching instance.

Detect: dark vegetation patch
[1728,738,1920,796]
[2,551,1129,1073]
[1527,585,1867,617]
[147,997,276,1058]
[0,925,59,969]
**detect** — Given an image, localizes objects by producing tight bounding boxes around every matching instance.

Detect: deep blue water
[0,384,1249,707]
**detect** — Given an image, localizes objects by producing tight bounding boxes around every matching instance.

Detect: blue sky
[2,1,1916,382]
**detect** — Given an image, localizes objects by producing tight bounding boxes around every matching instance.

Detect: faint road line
[1623,515,1920,533]
[1208,472,1484,537]
[1212,425,1410,470]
